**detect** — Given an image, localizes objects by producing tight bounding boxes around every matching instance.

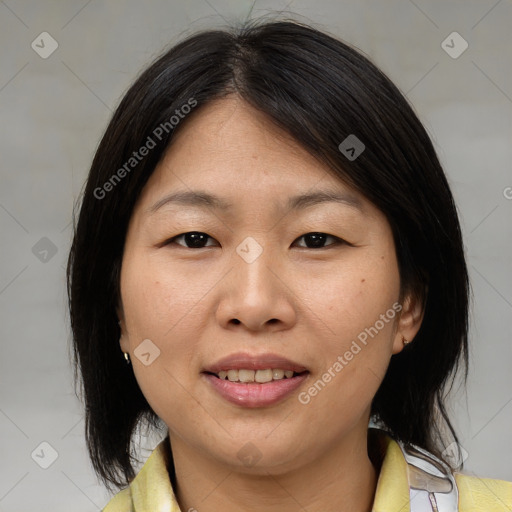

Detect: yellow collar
[124,429,409,511]
[104,429,512,511]
[368,428,412,511]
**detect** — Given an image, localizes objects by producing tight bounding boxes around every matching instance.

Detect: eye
[294,232,344,249]
[164,231,346,250]
[166,231,218,249]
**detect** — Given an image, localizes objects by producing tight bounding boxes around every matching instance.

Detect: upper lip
[203,352,308,374]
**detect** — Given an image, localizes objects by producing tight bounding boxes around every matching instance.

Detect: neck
[169,425,379,512]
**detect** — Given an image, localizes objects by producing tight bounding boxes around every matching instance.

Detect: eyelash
[163,231,348,250]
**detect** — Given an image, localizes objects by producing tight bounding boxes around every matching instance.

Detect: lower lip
[202,372,309,408]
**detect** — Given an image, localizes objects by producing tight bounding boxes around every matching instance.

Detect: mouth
[201,353,310,408]
[204,368,308,383]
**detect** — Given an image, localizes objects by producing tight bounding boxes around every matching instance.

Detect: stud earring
[124,352,131,364]
[402,335,411,346]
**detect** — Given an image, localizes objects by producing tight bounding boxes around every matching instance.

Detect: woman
[67,18,511,511]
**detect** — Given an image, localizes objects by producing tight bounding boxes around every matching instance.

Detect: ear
[392,291,425,355]
[116,305,129,352]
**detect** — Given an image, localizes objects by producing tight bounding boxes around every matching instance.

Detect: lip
[203,352,308,373]
[202,372,309,408]
[201,352,309,408]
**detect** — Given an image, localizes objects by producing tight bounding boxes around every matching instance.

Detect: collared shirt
[103,429,512,511]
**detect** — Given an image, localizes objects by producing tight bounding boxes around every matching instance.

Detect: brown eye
[294,232,342,249]
[167,231,217,249]
[164,231,345,250]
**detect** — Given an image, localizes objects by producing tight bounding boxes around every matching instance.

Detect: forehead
[169,95,303,154]
[137,96,363,210]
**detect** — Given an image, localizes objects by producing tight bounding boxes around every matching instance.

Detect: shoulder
[102,487,133,512]
[455,471,512,511]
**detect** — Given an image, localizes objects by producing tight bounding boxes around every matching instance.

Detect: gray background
[0,0,511,510]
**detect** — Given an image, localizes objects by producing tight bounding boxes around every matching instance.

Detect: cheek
[120,254,206,420]
[120,251,211,342]
[118,255,201,396]
[300,247,401,413]
[304,250,400,342]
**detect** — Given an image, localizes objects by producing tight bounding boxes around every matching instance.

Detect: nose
[215,241,297,332]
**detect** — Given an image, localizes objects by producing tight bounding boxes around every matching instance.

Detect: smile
[202,370,309,408]
[215,368,303,383]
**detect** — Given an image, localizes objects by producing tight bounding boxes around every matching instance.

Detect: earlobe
[119,330,129,353]
[392,293,425,354]
[116,309,128,352]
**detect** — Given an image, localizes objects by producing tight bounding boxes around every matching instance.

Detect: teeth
[255,369,272,383]
[216,369,299,382]
[239,369,255,382]
[273,369,285,380]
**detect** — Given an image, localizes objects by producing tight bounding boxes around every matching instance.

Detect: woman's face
[118,96,419,473]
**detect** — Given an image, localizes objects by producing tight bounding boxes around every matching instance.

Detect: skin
[118,95,424,512]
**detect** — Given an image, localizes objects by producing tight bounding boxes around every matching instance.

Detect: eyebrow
[147,188,364,215]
